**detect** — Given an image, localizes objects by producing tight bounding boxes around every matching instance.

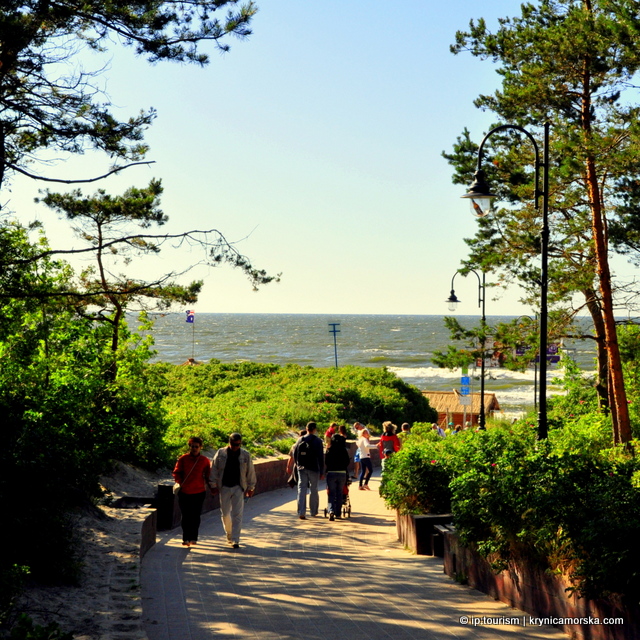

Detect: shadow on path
[142,476,565,640]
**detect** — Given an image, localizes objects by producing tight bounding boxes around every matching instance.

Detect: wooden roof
[422,390,500,415]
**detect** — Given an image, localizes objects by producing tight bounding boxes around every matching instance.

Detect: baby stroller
[323,478,352,519]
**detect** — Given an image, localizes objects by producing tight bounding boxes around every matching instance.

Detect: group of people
[431,421,474,437]
[172,433,256,549]
[288,420,410,520]
[172,420,413,546]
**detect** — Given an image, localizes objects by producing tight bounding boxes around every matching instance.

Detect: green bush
[0,308,172,589]
[0,566,29,628]
[2,614,73,640]
[380,441,453,514]
[380,418,640,600]
[159,362,437,455]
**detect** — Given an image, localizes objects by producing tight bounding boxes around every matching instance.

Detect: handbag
[287,465,298,488]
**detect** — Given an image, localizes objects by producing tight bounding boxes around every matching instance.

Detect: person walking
[397,422,411,443]
[432,423,446,438]
[210,433,257,549]
[377,421,401,471]
[286,429,307,487]
[352,422,364,479]
[324,431,350,521]
[172,437,211,547]
[357,428,373,490]
[293,421,324,519]
[325,422,338,439]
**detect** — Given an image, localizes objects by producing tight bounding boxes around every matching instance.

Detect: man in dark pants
[293,422,324,519]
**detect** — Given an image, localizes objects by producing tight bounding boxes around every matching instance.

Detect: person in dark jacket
[324,432,350,521]
[293,422,324,519]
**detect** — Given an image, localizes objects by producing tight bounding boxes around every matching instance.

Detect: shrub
[0,566,29,627]
[160,362,437,456]
[380,417,640,599]
[3,614,73,640]
[380,441,453,514]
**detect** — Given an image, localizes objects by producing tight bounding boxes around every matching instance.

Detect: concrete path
[141,473,566,640]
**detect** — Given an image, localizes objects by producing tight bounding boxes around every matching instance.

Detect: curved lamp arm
[447,269,485,320]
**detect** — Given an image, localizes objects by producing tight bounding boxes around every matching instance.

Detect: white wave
[388,366,460,380]
[389,365,569,384]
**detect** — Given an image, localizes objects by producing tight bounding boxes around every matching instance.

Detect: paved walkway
[141,473,566,640]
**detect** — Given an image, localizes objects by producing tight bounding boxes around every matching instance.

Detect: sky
[8,0,638,317]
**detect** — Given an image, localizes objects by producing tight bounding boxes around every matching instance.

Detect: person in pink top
[172,437,211,547]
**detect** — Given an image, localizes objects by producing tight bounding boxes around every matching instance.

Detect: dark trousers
[178,491,206,542]
[326,472,347,516]
[359,458,373,486]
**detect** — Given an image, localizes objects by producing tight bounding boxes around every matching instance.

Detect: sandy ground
[15,462,172,640]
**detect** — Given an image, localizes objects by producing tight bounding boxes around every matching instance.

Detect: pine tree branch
[6,161,155,184]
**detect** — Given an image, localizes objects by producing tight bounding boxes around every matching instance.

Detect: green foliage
[547,357,601,425]
[380,440,453,514]
[0,566,29,627]
[0,305,171,583]
[446,0,640,421]
[0,231,172,587]
[0,1,257,189]
[380,418,640,599]
[160,362,437,455]
[618,323,640,437]
[2,614,73,640]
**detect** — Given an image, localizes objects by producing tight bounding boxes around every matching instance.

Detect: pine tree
[449,0,640,443]
[0,1,257,190]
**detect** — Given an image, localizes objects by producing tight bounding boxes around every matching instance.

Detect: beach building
[422,390,501,427]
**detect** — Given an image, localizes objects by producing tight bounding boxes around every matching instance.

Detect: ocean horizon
[134,312,597,420]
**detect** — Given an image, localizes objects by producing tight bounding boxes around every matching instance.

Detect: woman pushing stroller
[324,428,350,521]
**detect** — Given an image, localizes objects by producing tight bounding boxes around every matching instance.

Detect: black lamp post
[461,123,550,439]
[447,269,486,430]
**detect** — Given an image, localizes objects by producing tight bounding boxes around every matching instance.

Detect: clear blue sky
[10,0,633,317]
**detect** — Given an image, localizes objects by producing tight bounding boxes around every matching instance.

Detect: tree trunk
[584,158,630,442]
[580,38,631,444]
[582,288,609,410]
[96,221,122,384]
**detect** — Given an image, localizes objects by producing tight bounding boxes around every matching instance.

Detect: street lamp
[461,123,550,439]
[446,269,486,430]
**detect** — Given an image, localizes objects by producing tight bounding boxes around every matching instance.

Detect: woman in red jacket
[377,422,401,471]
[172,437,211,547]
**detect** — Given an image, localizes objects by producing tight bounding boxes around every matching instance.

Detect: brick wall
[442,530,639,640]
[154,457,291,540]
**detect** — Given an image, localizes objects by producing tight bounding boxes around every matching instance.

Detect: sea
[137,313,597,420]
